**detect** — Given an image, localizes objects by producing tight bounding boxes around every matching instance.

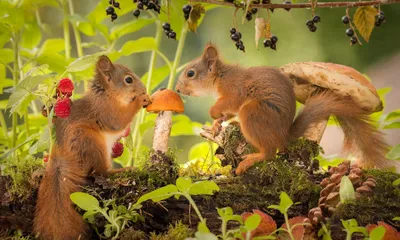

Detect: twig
[193,0,400,9]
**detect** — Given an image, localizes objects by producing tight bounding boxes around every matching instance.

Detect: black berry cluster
[163,23,176,40]
[182,4,192,20]
[375,10,385,27]
[224,0,234,2]
[133,0,160,19]
[106,0,120,22]
[230,28,245,52]
[341,16,358,45]
[245,8,258,21]
[263,35,278,50]
[306,15,320,32]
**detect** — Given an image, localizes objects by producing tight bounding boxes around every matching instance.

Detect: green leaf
[110,18,155,40]
[69,14,95,36]
[393,178,400,187]
[17,73,52,92]
[136,184,178,204]
[0,48,13,64]
[6,89,36,116]
[119,37,157,56]
[385,109,400,122]
[188,180,220,195]
[36,53,69,73]
[194,232,218,240]
[141,64,170,91]
[39,38,66,54]
[189,141,218,163]
[393,217,400,221]
[341,219,358,231]
[353,6,379,42]
[70,192,100,211]
[383,122,400,129]
[279,192,293,214]
[197,221,211,233]
[217,207,233,218]
[188,4,205,33]
[29,127,49,154]
[340,176,356,203]
[386,144,400,160]
[0,64,13,94]
[369,226,385,240]
[20,22,41,49]
[83,210,97,224]
[244,213,261,231]
[0,31,11,48]
[171,115,202,136]
[176,177,193,193]
[66,51,108,72]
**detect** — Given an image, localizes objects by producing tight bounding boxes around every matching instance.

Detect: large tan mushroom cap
[281,62,383,113]
[146,88,184,113]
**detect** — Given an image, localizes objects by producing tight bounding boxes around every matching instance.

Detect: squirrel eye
[125,76,133,84]
[186,70,195,78]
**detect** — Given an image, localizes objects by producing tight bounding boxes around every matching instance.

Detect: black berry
[251,8,258,14]
[113,2,120,8]
[346,28,354,37]
[263,39,271,47]
[270,35,278,44]
[350,36,357,45]
[246,12,252,21]
[306,20,314,27]
[283,1,291,11]
[133,9,140,17]
[253,0,260,3]
[262,0,270,3]
[375,20,382,27]
[184,13,190,20]
[342,16,349,24]
[111,13,118,21]
[142,0,149,5]
[182,4,192,14]
[238,32,242,39]
[230,28,236,34]
[137,2,144,9]
[169,31,176,39]
[224,0,235,2]
[162,23,171,31]
[106,6,115,15]
[109,0,114,4]
[378,14,385,22]
[313,15,321,23]
[309,25,317,32]
[231,33,240,42]
[147,2,155,10]
[239,44,245,52]
[270,43,276,50]
[235,41,243,49]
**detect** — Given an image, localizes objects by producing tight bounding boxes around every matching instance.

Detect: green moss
[222,124,256,167]
[333,169,400,228]
[119,229,148,240]
[149,221,194,240]
[2,155,44,201]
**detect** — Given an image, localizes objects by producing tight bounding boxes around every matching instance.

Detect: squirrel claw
[211,118,223,137]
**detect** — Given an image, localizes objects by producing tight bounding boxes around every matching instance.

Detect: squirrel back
[34,56,150,240]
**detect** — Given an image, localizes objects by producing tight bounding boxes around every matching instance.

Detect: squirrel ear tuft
[96,55,114,72]
[202,44,219,61]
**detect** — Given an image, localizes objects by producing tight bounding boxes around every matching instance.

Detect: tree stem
[167,26,188,90]
[193,0,400,9]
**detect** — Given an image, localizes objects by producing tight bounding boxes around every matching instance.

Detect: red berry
[123,126,130,138]
[54,98,72,118]
[57,78,74,97]
[43,155,49,163]
[111,142,124,158]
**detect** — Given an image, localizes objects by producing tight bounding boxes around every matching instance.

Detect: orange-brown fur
[176,44,398,174]
[34,56,150,240]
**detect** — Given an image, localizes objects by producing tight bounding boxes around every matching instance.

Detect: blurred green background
[2,0,400,164]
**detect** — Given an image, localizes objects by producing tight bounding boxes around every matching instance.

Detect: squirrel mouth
[131,96,136,102]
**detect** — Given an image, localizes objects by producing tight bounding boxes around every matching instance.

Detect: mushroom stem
[303,117,329,143]
[152,111,173,153]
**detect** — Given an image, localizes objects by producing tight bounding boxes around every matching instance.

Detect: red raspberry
[123,126,130,138]
[54,98,71,118]
[111,142,124,158]
[43,155,49,163]
[57,78,74,97]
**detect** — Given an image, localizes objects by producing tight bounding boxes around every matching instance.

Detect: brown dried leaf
[367,221,400,240]
[280,216,308,240]
[188,4,206,33]
[255,18,267,49]
[241,209,277,238]
[353,6,379,42]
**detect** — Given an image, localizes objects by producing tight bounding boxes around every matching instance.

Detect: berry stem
[193,0,400,9]
[346,8,362,45]
[167,25,188,90]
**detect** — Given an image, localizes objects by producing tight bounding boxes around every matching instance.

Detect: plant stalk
[63,0,71,61]
[11,33,20,151]
[284,213,295,240]
[167,26,188,90]
[185,194,206,223]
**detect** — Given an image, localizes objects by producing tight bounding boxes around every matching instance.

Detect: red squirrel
[176,44,399,174]
[34,56,151,240]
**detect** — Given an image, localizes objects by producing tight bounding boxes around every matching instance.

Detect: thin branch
[193,0,400,9]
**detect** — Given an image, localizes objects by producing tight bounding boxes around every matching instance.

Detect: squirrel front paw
[140,94,152,108]
[211,118,223,137]
[209,106,223,119]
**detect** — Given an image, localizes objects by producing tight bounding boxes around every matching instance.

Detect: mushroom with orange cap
[146,88,184,153]
[280,61,383,143]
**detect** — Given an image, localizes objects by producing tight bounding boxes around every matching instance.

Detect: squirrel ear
[96,55,114,73]
[202,45,219,72]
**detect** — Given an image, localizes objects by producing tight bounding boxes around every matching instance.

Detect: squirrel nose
[177,89,180,93]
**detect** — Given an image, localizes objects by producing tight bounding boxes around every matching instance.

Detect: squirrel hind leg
[235,152,268,175]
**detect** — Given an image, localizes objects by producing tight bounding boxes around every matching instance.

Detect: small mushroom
[146,88,184,154]
[281,62,383,143]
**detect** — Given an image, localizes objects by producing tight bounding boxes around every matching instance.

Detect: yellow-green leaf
[188,4,205,33]
[353,6,379,43]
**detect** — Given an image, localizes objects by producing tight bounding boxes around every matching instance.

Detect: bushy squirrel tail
[34,158,88,240]
[290,91,399,171]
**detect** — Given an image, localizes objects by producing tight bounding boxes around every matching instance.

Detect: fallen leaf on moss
[241,209,277,238]
[280,216,308,240]
[367,221,400,240]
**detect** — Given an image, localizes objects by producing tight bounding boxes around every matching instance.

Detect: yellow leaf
[188,4,205,33]
[353,6,379,43]
[255,18,267,49]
